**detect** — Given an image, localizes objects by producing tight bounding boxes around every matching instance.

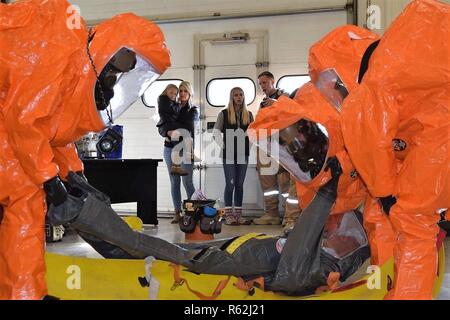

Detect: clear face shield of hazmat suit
[262,119,330,183]
[93,47,161,154]
[0,0,170,299]
[314,68,349,113]
[95,48,161,126]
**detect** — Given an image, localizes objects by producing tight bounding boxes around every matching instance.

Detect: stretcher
[45,240,445,300]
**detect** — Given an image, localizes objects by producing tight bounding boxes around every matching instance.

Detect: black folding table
[82,159,162,225]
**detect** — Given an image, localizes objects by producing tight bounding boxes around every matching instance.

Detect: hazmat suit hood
[248,83,367,214]
[308,25,379,97]
[87,13,171,127]
[53,12,171,145]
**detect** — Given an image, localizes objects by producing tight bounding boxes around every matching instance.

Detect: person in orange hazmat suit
[340,0,450,299]
[248,25,396,267]
[0,0,170,299]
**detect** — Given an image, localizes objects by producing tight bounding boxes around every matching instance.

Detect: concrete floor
[46,215,450,300]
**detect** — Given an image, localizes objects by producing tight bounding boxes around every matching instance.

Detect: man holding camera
[253,72,301,232]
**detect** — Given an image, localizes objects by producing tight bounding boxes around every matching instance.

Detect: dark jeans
[222,160,249,207]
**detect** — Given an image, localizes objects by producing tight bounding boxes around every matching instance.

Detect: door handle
[194,163,206,170]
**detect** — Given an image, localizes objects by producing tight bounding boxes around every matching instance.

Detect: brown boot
[170,164,189,176]
[224,207,238,226]
[234,207,251,225]
[253,213,280,225]
[171,210,182,224]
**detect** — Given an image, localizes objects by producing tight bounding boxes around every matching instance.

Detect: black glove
[64,171,87,198]
[324,157,342,180]
[44,176,68,207]
[320,157,342,200]
[44,175,85,226]
[75,171,88,181]
[66,171,111,205]
[379,195,396,215]
[46,194,85,226]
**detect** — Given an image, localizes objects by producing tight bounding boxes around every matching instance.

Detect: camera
[96,127,123,154]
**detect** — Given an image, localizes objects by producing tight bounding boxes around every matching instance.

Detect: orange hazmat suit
[341,0,449,299]
[249,25,395,266]
[0,0,170,299]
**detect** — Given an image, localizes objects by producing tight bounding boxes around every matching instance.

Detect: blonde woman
[156,83,190,176]
[213,87,254,225]
[157,81,198,223]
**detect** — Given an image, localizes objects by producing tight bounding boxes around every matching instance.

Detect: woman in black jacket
[213,87,254,225]
[157,81,199,223]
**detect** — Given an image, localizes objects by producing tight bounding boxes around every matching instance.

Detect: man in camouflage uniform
[253,72,301,232]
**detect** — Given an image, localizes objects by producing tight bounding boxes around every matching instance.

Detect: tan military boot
[252,214,281,225]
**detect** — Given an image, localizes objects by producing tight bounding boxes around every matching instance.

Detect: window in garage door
[277,75,310,95]
[206,77,256,107]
